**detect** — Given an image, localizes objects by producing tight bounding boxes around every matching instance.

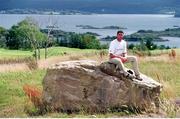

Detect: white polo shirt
[109,39,127,56]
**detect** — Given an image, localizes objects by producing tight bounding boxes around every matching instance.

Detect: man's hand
[119,56,127,63]
[110,53,127,63]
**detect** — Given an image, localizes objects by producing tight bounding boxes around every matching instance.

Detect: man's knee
[128,56,137,62]
[132,56,137,61]
[109,58,122,65]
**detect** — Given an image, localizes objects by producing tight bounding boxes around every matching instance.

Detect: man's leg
[109,58,136,79]
[109,58,126,73]
[126,56,141,78]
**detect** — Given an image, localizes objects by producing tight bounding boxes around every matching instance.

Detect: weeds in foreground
[0,57,34,65]
[160,99,177,118]
[23,85,42,108]
[26,58,38,70]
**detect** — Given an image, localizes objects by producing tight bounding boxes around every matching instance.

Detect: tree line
[0,18,107,60]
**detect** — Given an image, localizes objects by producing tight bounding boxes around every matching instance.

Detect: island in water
[76,25,127,30]
[101,28,180,42]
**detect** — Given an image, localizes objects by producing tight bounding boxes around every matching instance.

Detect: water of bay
[0,14,180,47]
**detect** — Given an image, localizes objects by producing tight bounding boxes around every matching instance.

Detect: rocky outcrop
[42,60,162,112]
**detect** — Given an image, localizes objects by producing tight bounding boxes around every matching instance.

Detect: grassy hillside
[1,0,179,14]
[0,47,99,65]
[0,47,98,59]
[0,47,179,117]
[0,48,31,59]
[0,47,171,60]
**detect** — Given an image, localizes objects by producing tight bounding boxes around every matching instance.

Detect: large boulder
[42,60,162,112]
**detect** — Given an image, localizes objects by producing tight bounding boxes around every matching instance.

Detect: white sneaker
[124,72,136,79]
[136,75,143,81]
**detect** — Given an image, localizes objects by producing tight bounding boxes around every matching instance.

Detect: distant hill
[0,0,180,14]
[175,9,180,17]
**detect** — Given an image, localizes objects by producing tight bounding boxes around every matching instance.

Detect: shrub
[23,84,45,115]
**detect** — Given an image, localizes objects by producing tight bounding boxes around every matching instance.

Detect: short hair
[117,30,124,35]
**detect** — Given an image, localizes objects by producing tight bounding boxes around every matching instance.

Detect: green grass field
[0,47,180,117]
[0,70,46,117]
[0,47,100,65]
[0,47,98,59]
[0,48,32,59]
[1,47,177,61]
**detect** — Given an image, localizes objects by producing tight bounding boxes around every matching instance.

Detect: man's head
[117,30,124,42]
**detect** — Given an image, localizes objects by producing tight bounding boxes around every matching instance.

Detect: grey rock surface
[42,60,162,112]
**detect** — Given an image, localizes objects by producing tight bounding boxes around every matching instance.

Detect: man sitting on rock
[109,30,142,81]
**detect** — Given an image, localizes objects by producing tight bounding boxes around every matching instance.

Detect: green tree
[0,26,8,48]
[59,33,101,49]
[81,34,101,49]
[139,38,147,51]
[145,37,154,50]
[6,25,21,49]
[6,18,47,60]
[128,43,135,49]
[69,34,82,48]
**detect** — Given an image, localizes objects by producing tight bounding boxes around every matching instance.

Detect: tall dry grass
[137,49,180,117]
[94,49,180,117]
[0,57,33,65]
